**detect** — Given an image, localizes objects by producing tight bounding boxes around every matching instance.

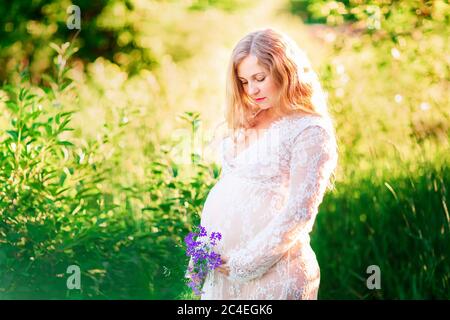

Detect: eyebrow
[237,72,265,80]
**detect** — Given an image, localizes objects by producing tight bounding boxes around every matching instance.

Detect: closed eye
[240,77,264,85]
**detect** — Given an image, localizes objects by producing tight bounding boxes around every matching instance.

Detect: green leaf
[25,92,37,101]
[44,124,52,136]
[5,101,18,113]
[57,141,74,147]
[6,130,18,140]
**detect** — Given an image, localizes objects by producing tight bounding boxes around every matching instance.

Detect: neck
[249,107,279,129]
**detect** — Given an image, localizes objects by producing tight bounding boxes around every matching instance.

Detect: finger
[218,268,227,274]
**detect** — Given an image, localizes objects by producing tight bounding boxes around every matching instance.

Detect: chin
[260,105,272,110]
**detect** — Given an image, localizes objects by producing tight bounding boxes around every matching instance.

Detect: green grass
[314,160,449,299]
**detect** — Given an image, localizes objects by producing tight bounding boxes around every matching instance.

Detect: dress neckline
[230,113,313,160]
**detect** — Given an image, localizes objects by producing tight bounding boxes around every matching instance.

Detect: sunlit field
[0,0,448,299]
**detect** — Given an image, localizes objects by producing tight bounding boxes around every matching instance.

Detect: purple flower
[184,232,201,248]
[210,232,222,241]
[184,224,223,296]
[209,232,222,246]
[207,251,222,270]
[197,225,208,237]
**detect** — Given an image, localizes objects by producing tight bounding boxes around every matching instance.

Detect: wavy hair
[223,28,338,189]
[225,28,331,132]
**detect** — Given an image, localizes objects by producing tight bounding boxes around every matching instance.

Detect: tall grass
[314,158,449,299]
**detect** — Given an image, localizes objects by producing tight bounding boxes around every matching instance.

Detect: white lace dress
[196,114,338,300]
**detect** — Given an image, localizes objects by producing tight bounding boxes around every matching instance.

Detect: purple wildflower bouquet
[184,225,222,296]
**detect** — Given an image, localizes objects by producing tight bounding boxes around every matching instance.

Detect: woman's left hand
[216,255,230,276]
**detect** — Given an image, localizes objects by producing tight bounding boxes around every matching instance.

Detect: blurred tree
[0,0,115,82]
[0,0,254,83]
[289,0,447,37]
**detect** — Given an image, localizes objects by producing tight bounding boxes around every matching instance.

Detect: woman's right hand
[216,255,230,277]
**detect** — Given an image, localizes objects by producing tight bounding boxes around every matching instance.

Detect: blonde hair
[222,28,338,190]
[225,28,331,133]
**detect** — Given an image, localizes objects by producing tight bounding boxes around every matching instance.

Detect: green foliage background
[0,0,448,299]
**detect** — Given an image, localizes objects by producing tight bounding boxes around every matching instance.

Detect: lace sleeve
[226,125,338,283]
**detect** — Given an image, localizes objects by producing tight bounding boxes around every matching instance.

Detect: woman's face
[237,54,278,111]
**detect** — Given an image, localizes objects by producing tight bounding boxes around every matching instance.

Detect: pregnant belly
[200,175,286,254]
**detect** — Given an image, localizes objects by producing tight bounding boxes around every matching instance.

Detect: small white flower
[391,48,401,60]
[336,64,345,75]
[420,102,430,111]
[394,94,403,103]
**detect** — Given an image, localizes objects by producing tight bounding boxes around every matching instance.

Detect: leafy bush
[0,50,113,298]
[0,42,217,299]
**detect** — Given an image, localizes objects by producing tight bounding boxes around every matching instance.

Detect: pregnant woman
[195,28,338,300]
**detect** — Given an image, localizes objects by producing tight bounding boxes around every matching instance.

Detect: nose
[247,82,259,96]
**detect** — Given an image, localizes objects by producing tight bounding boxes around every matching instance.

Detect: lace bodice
[190,113,338,299]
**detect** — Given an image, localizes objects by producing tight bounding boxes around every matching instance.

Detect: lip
[255,97,266,102]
